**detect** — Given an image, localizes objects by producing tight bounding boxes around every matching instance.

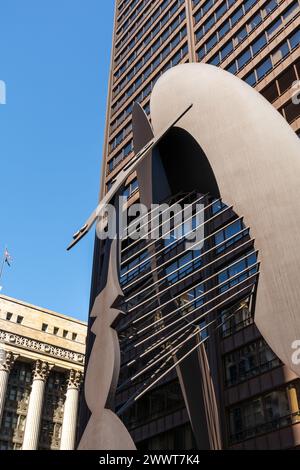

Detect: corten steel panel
[149,62,300,378]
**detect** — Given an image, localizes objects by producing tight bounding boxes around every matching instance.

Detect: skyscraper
[85,0,300,450]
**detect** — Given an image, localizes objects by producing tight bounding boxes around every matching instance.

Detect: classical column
[60,369,82,450]
[22,360,52,450]
[0,350,17,427]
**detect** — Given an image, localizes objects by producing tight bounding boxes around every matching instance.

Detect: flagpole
[0,246,7,282]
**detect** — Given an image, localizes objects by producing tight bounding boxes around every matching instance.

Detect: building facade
[85,0,300,450]
[0,295,86,450]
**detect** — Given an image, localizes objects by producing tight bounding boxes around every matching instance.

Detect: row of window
[5,312,23,324]
[41,323,78,341]
[113,27,187,110]
[218,252,258,294]
[117,0,153,37]
[117,0,156,36]
[224,338,281,387]
[261,61,300,104]
[221,300,254,338]
[118,0,133,16]
[194,0,263,38]
[228,382,300,444]
[108,140,133,174]
[112,31,187,114]
[115,0,184,67]
[108,44,189,171]
[237,31,300,86]
[122,178,139,199]
[197,1,299,60]
[114,10,186,83]
[215,29,300,86]
[110,122,132,152]
[115,0,183,54]
[194,0,237,27]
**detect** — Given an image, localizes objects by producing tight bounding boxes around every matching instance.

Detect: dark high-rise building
[85,0,300,450]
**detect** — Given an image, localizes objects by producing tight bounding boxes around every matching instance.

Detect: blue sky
[0,1,114,321]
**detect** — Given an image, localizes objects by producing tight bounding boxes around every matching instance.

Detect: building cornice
[0,329,85,367]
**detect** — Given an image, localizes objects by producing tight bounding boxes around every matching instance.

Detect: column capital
[32,360,53,382]
[66,369,83,390]
[0,349,18,373]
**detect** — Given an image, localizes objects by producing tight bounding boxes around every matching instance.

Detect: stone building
[0,294,86,450]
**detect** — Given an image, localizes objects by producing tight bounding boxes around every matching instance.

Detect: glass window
[251,34,267,55]
[245,71,256,87]
[283,1,300,21]
[215,3,227,20]
[221,41,233,61]
[234,26,247,45]
[249,13,262,31]
[289,30,300,50]
[203,15,215,33]
[263,0,279,16]
[219,20,230,39]
[227,61,237,75]
[244,0,256,12]
[237,49,251,70]
[210,54,220,66]
[272,42,290,65]
[231,7,243,27]
[256,57,272,80]
[198,47,206,60]
[207,34,218,51]
[266,18,282,38]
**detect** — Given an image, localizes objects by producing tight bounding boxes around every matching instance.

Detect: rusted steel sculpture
[69,64,300,450]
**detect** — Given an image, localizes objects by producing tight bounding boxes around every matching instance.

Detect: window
[16,315,23,324]
[220,41,233,60]
[272,42,289,65]
[6,312,13,321]
[244,0,256,12]
[283,101,300,123]
[63,330,68,339]
[237,49,251,70]
[229,385,292,444]
[245,71,256,87]
[72,333,77,341]
[256,57,272,80]
[234,26,247,45]
[283,1,300,21]
[209,54,220,66]
[219,20,230,39]
[42,323,48,332]
[227,62,237,75]
[231,7,243,27]
[289,30,300,50]
[261,82,279,102]
[207,34,218,52]
[249,13,262,32]
[251,34,267,55]
[266,18,282,39]
[262,0,279,17]
[53,327,59,335]
[224,339,281,387]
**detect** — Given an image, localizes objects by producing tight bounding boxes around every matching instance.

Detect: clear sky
[0,1,114,321]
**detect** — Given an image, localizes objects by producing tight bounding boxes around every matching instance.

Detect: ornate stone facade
[0,294,87,450]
